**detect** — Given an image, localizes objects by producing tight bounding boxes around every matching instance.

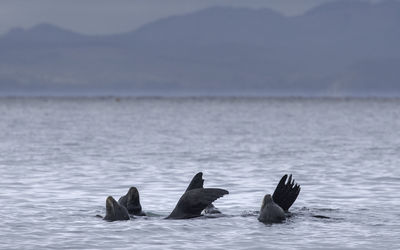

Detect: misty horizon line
[1,93,400,99]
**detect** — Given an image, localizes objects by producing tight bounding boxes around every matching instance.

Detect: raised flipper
[185,172,204,192]
[184,172,222,214]
[272,174,301,212]
[166,188,229,219]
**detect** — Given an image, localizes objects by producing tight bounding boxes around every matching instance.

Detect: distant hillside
[0,0,399,96]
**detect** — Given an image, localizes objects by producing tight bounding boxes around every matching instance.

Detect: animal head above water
[105,196,129,221]
[261,194,273,210]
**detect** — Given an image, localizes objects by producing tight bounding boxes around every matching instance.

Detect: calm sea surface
[0,97,399,249]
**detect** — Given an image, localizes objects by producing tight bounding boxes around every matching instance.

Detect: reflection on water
[0,97,399,249]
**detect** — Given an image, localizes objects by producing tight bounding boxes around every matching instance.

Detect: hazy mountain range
[1,0,399,96]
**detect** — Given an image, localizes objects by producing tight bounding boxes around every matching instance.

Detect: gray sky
[0,0,344,35]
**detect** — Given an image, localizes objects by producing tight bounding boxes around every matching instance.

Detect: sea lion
[104,196,130,221]
[166,172,228,219]
[166,188,229,219]
[258,174,301,224]
[185,172,223,214]
[118,187,146,216]
[258,194,286,223]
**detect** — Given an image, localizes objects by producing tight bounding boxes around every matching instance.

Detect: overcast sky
[0,0,353,35]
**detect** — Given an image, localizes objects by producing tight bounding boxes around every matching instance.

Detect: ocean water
[0,97,399,250]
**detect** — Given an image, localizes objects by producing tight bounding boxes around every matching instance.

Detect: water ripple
[1,97,400,249]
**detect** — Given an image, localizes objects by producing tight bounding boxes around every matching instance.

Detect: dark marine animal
[166,188,228,219]
[118,187,146,216]
[258,174,301,224]
[166,172,229,219]
[258,194,286,223]
[185,172,223,214]
[104,196,130,221]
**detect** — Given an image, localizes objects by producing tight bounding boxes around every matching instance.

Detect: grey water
[0,97,399,250]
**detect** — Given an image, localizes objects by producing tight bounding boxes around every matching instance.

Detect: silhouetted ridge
[0,1,399,96]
